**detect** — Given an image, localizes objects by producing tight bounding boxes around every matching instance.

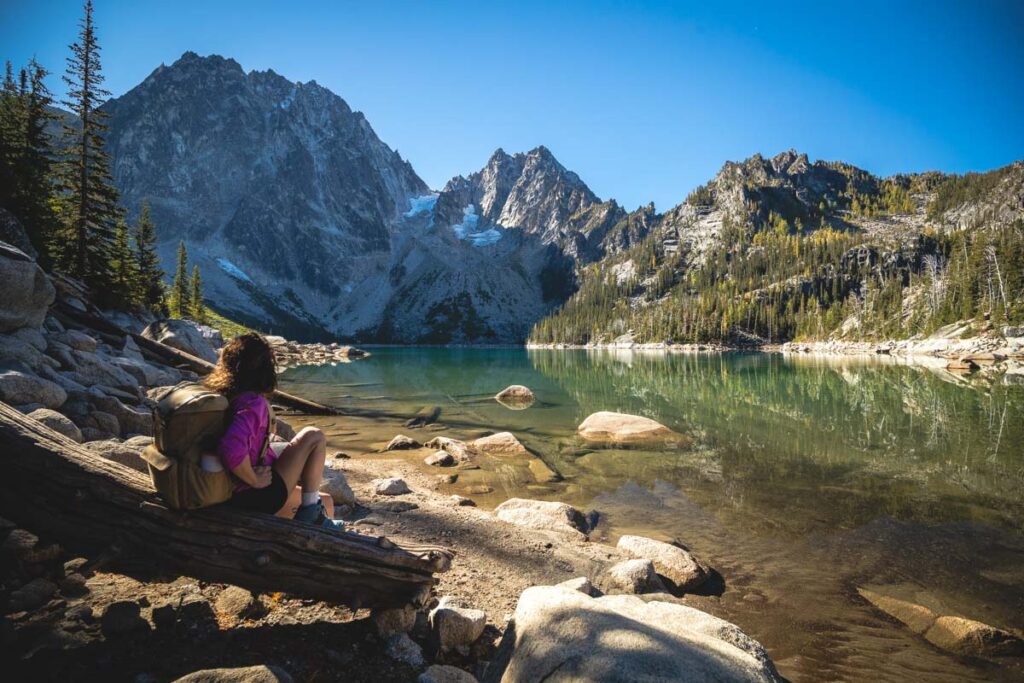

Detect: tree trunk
[0,402,452,609]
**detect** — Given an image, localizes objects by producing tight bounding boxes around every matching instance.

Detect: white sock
[301,491,320,507]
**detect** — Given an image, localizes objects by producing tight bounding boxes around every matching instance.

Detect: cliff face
[102,52,429,338]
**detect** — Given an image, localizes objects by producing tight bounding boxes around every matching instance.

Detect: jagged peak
[169,51,244,74]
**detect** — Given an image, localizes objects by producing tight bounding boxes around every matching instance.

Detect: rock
[0,208,36,258]
[141,319,219,364]
[27,408,83,442]
[418,665,478,683]
[602,559,666,594]
[215,586,261,620]
[67,349,139,390]
[450,495,476,507]
[109,356,177,387]
[1,528,61,563]
[0,330,49,370]
[385,434,421,450]
[53,329,97,352]
[173,665,294,683]
[0,368,66,409]
[82,439,147,472]
[425,450,456,467]
[946,357,978,371]
[527,458,560,483]
[424,436,478,462]
[577,411,678,445]
[924,616,1024,657]
[81,410,121,436]
[465,484,493,495]
[472,432,529,457]
[384,632,425,668]
[372,604,417,637]
[100,600,149,636]
[8,577,58,611]
[493,498,589,539]
[193,323,225,349]
[489,585,780,682]
[0,241,55,332]
[430,597,487,651]
[320,469,356,507]
[81,427,117,442]
[274,417,296,441]
[616,535,709,592]
[1002,326,1024,337]
[124,435,154,450]
[372,477,410,496]
[494,385,535,408]
[856,588,937,634]
[59,573,89,597]
[556,577,594,596]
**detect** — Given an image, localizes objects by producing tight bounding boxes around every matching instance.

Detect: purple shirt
[217,392,272,474]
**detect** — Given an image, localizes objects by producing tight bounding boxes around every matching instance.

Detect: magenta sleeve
[218,403,261,470]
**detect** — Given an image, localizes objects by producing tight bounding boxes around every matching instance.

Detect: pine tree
[55,0,124,300]
[109,217,137,305]
[134,200,166,314]
[189,264,205,323]
[169,240,189,318]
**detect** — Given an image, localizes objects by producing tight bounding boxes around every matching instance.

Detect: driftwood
[52,302,338,416]
[0,402,452,608]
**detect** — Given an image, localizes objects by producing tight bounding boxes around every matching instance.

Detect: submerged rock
[577,411,678,446]
[425,450,456,467]
[472,432,529,457]
[487,585,781,682]
[616,535,709,592]
[494,385,535,409]
[924,616,1024,657]
[424,436,478,462]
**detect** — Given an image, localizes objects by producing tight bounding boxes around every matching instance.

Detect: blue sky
[2,0,1022,210]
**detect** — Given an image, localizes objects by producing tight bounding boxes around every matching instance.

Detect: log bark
[52,303,339,416]
[0,402,452,609]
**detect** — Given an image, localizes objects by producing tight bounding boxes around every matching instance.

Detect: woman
[204,333,338,529]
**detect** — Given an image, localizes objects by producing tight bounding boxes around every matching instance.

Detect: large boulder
[67,349,139,391]
[616,535,709,592]
[173,666,293,683]
[577,411,679,446]
[141,319,219,363]
[430,597,487,651]
[385,434,421,451]
[601,559,666,595]
[82,439,147,472]
[27,408,83,443]
[487,585,781,682]
[473,432,529,457]
[493,498,589,540]
[0,368,66,409]
[0,329,50,370]
[321,469,356,507]
[0,241,54,332]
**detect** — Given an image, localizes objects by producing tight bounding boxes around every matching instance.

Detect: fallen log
[0,401,452,609]
[52,303,338,416]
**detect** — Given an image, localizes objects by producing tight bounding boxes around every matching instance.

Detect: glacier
[216,257,254,284]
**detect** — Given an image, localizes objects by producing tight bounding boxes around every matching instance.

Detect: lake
[280,347,1024,682]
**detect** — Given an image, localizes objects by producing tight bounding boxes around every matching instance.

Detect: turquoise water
[281,348,1024,682]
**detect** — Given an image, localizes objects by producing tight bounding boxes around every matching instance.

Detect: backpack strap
[257,401,274,467]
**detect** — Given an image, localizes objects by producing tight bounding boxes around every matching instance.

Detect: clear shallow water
[280,348,1024,682]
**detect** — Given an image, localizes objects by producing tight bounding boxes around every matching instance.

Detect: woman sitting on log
[205,333,339,529]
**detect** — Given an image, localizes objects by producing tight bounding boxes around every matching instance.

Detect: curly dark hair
[204,333,277,398]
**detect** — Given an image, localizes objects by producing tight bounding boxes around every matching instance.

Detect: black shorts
[228,470,289,515]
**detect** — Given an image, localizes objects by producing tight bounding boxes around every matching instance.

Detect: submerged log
[52,303,338,415]
[0,402,452,608]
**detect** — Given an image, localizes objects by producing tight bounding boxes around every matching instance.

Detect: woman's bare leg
[272,427,325,491]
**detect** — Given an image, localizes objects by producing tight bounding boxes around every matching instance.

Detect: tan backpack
[141,382,270,510]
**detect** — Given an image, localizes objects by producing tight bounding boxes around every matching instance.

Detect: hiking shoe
[295,501,344,531]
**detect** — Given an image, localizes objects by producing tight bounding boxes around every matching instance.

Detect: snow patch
[452,204,503,246]
[279,86,296,110]
[217,257,254,284]
[404,194,438,217]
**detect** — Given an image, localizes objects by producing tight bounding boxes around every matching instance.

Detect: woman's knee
[295,426,325,447]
